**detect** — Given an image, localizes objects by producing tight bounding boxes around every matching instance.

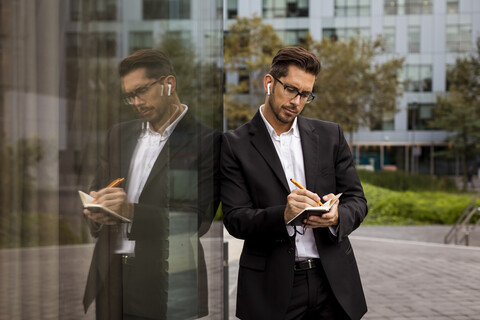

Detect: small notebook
[287,193,342,225]
[78,190,131,223]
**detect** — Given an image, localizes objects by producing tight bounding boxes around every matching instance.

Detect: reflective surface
[0,0,223,319]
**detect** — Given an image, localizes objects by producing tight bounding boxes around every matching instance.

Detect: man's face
[267,65,315,127]
[122,67,168,128]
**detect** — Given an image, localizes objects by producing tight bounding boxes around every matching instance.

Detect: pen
[92,178,125,203]
[290,178,323,206]
[106,177,125,188]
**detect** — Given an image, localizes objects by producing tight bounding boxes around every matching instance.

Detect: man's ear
[164,75,176,96]
[264,74,273,96]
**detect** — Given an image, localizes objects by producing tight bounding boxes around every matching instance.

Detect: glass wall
[0,0,224,319]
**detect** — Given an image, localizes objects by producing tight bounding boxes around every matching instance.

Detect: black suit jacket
[221,111,368,320]
[83,111,220,319]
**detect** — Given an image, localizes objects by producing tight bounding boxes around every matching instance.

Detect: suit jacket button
[288,247,294,254]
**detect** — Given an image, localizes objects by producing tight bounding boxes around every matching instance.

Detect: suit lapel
[298,116,320,192]
[249,111,290,193]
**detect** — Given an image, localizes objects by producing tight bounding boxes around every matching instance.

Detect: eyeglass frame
[122,77,164,105]
[270,75,316,104]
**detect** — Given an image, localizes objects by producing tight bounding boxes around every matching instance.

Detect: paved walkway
[225,225,480,319]
[1,223,480,319]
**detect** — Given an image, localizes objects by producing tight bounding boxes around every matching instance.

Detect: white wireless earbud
[267,83,271,95]
[160,85,164,96]
[167,84,172,96]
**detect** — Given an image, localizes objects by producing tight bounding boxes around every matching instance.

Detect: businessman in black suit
[82,49,220,319]
[221,46,368,319]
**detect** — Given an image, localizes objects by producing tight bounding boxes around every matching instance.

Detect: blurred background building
[224,0,480,175]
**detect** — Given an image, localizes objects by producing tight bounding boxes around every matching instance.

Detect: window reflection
[323,27,371,42]
[408,26,420,53]
[0,0,223,319]
[384,0,432,15]
[335,0,371,17]
[446,24,472,53]
[405,65,432,92]
[383,26,396,53]
[263,0,309,18]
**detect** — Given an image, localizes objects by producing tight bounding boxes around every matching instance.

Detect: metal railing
[444,193,480,246]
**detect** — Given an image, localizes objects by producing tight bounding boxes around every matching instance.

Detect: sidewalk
[225,225,480,319]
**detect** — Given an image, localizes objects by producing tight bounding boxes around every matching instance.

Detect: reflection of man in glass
[82,49,220,319]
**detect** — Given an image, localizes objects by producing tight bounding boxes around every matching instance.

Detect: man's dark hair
[118,49,176,79]
[269,46,321,78]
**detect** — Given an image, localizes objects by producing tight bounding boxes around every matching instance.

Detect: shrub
[362,183,479,225]
[357,169,459,192]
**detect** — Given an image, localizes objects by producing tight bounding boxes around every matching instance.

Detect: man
[82,49,220,319]
[221,46,368,319]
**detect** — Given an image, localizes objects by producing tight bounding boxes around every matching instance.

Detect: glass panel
[447,0,459,14]
[384,0,398,15]
[408,26,420,53]
[227,0,238,18]
[263,0,309,18]
[0,1,223,319]
[383,26,396,53]
[335,0,370,16]
[408,103,434,129]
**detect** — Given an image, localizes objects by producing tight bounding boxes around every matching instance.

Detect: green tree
[224,15,284,129]
[304,36,404,144]
[159,33,223,129]
[430,38,480,190]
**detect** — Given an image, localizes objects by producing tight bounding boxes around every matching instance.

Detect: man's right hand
[83,187,134,224]
[284,189,321,224]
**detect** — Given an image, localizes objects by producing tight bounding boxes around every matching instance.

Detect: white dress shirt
[259,105,320,260]
[115,105,188,255]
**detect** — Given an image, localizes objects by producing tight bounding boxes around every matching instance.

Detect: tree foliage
[430,38,480,189]
[159,34,223,129]
[224,15,283,129]
[224,17,404,136]
[304,36,404,143]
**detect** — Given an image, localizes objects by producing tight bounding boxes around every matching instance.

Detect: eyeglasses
[122,79,162,105]
[271,75,315,104]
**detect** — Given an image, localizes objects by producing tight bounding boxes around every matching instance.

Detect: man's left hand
[302,193,339,228]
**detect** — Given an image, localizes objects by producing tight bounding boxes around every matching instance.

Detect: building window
[129,32,153,53]
[447,0,459,14]
[322,27,370,42]
[91,32,117,57]
[276,29,308,46]
[445,64,453,91]
[65,32,117,58]
[408,26,420,53]
[227,0,238,19]
[384,0,432,15]
[70,0,117,21]
[408,103,434,130]
[405,65,432,92]
[143,0,191,20]
[383,26,395,53]
[446,24,472,53]
[263,0,309,19]
[371,112,395,131]
[335,0,370,17]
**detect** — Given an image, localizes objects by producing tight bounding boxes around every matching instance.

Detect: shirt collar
[259,104,300,139]
[143,104,188,139]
